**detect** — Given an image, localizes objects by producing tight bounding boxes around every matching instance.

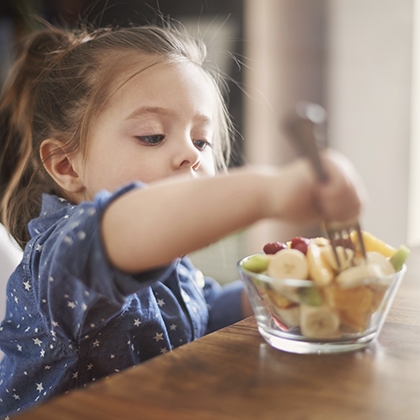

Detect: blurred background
[0,0,418,284]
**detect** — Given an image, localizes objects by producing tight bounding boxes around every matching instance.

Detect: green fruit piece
[389,245,410,272]
[298,286,323,306]
[241,254,271,273]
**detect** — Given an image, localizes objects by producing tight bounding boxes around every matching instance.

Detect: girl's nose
[174,139,201,172]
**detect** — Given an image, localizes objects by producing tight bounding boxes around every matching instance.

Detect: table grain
[15,248,420,420]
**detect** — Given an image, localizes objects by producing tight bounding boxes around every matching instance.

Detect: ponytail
[0,27,72,247]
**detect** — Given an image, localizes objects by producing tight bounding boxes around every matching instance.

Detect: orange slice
[350,231,396,258]
[323,284,374,332]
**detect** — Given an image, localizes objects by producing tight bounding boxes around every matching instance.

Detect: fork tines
[323,218,367,271]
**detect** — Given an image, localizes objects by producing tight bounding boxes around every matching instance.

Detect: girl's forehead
[116,54,209,87]
[108,55,216,106]
[95,54,217,123]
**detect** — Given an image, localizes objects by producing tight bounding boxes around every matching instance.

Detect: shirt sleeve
[203,277,244,333]
[47,183,174,305]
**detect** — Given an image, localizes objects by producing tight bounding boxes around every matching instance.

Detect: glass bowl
[238,255,406,354]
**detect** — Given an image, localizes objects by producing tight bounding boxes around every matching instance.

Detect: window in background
[408,0,420,247]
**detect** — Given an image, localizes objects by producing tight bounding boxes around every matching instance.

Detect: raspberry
[263,242,287,255]
[290,237,310,255]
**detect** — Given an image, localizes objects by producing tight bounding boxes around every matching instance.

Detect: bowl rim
[237,253,406,288]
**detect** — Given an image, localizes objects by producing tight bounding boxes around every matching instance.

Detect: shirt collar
[28,194,75,238]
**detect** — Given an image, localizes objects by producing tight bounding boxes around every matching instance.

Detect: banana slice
[300,304,340,338]
[321,245,354,271]
[311,237,330,247]
[267,248,308,280]
[306,242,334,286]
[271,305,301,328]
[265,288,294,308]
[365,251,396,290]
[335,264,380,289]
[366,251,395,276]
[335,251,394,289]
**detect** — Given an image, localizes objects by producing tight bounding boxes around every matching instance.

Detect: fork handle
[284,102,329,183]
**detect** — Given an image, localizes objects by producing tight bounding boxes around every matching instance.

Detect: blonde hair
[0,23,233,248]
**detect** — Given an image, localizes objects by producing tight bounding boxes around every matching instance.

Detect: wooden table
[16,249,420,420]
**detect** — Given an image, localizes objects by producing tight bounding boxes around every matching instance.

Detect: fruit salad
[240,232,409,339]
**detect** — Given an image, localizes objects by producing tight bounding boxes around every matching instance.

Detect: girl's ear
[40,139,85,194]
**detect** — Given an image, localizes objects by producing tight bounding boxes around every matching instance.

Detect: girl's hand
[263,150,366,224]
[316,150,366,223]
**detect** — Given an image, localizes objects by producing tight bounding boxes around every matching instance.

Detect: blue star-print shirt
[0,183,244,418]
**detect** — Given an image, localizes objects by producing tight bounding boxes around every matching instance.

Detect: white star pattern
[153,332,164,342]
[160,347,168,354]
[77,231,86,240]
[63,236,73,245]
[33,338,42,346]
[87,364,93,370]
[133,319,141,327]
[157,299,165,307]
[23,281,31,291]
[92,340,100,347]
[36,383,43,393]
[170,324,177,330]
[70,221,80,229]
[68,301,76,309]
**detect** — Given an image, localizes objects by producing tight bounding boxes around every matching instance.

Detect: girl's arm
[101,153,363,273]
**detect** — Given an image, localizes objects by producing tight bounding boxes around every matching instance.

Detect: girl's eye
[193,140,212,151]
[136,134,165,145]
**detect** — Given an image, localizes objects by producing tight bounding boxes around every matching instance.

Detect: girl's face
[74,57,217,201]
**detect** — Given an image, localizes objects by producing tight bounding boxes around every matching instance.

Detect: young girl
[0,23,363,417]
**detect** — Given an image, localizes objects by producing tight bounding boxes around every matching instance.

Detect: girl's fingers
[317,150,367,222]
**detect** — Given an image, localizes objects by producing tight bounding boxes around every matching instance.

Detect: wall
[242,0,415,252]
[242,0,327,254]
[326,0,413,248]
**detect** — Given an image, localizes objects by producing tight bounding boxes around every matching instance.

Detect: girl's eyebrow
[126,106,173,120]
[125,106,212,125]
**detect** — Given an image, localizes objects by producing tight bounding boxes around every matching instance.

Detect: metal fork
[284,101,366,270]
